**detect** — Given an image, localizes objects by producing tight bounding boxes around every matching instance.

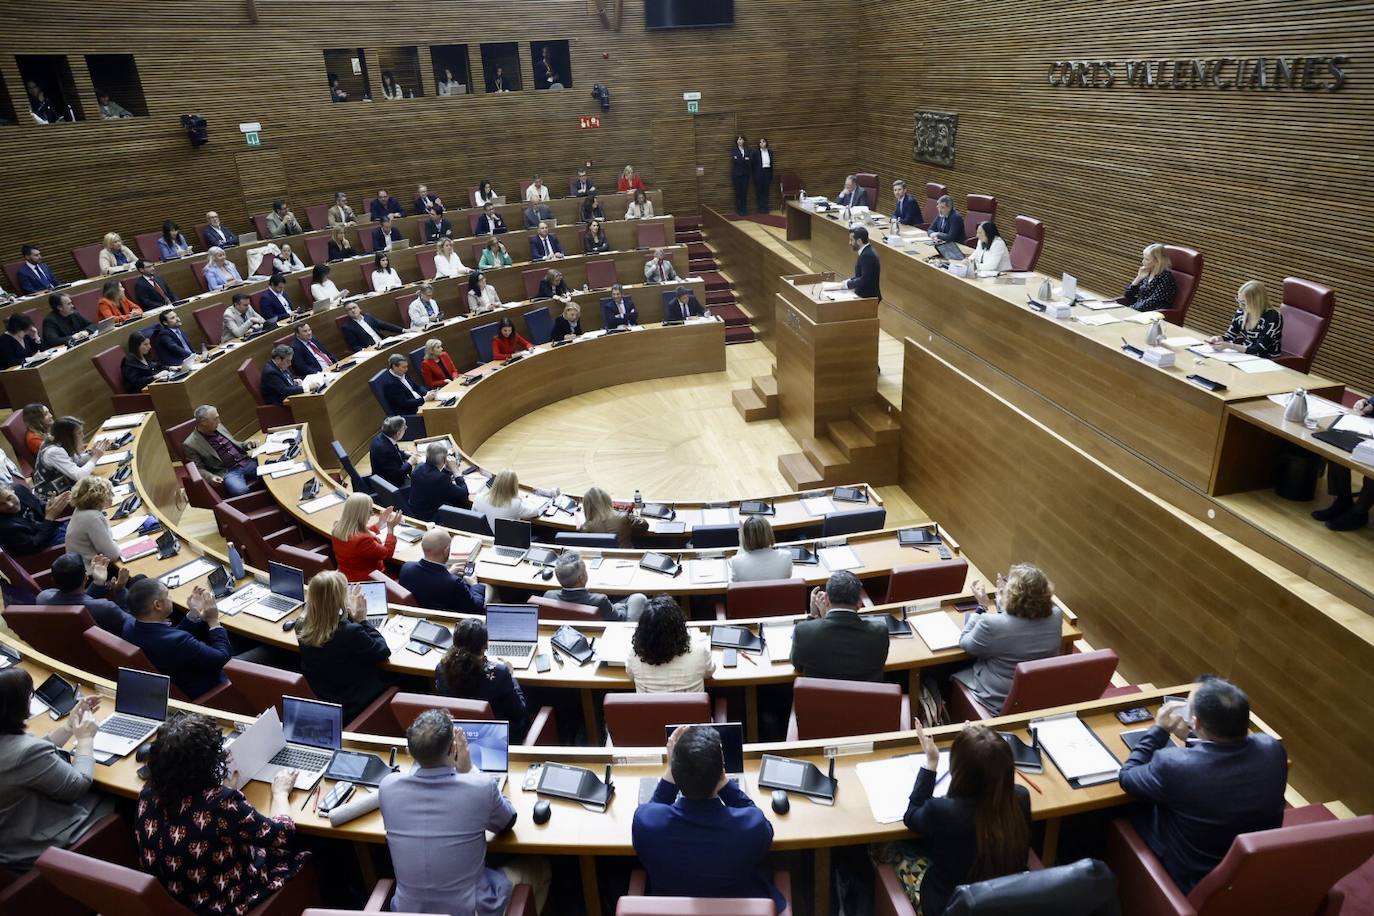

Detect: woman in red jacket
[330,493,400,581]
[420,338,458,388]
[617,164,646,193]
[490,318,533,361]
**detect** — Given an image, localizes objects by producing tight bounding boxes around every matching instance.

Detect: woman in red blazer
[490,318,533,361]
[330,493,400,581]
[617,165,647,193]
[420,338,458,388]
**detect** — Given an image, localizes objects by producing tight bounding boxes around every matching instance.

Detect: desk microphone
[827,757,836,786]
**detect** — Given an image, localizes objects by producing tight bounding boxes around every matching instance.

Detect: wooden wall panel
[0,1,861,282]
[855,0,1374,392]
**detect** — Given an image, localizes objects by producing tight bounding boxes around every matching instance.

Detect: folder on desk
[818,545,862,571]
[910,611,962,651]
[1029,713,1120,787]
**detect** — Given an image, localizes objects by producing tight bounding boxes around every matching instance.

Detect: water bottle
[633,489,643,513]
[798,189,806,206]
[227,542,245,581]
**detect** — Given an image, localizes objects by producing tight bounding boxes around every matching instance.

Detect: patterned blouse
[1222,306,1283,359]
[136,785,308,915]
[1123,270,1178,313]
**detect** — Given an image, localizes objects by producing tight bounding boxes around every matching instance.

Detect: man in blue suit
[633,725,785,910]
[260,345,310,405]
[927,195,966,244]
[529,222,563,261]
[369,189,405,222]
[122,579,231,700]
[665,287,706,323]
[891,179,922,228]
[36,552,131,635]
[340,301,402,352]
[131,259,177,310]
[290,323,336,377]
[475,203,507,236]
[601,285,639,329]
[846,227,881,300]
[257,273,295,322]
[379,354,432,414]
[398,530,486,613]
[372,215,404,252]
[1120,676,1287,894]
[16,245,60,294]
[369,416,415,488]
[152,310,195,366]
[405,442,470,522]
[201,211,239,248]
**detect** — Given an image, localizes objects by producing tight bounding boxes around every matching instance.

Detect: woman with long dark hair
[626,596,713,693]
[436,618,530,740]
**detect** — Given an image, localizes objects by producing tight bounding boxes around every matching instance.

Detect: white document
[1335,413,1374,437]
[700,507,733,526]
[1075,314,1120,327]
[688,558,728,585]
[911,612,963,651]
[764,622,795,663]
[100,413,147,430]
[96,450,131,466]
[1235,359,1284,374]
[802,495,836,516]
[597,562,639,588]
[111,484,134,500]
[110,514,154,540]
[595,623,636,666]
[1265,394,1344,420]
[856,751,951,824]
[159,557,216,586]
[224,709,282,789]
[382,615,420,653]
[1161,335,1203,348]
[266,461,311,478]
[519,494,550,515]
[220,582,268,615]
[1029,714,1120,785]
[824,289,860,301]
[1188,345,1258,364]
[820,281,847,291]
[300,491,346,514]
[253,441,291,458]
[818,545,863,571]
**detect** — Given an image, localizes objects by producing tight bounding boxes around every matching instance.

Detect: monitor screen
[455,720,509,772]
[645,0,734,29]
[714,626,747,646]
[761,756,807,788]
[494,517,532,550]
[486,604,538,642]
[665,722,744,773]
[282,696,342,751]
[115,667,170,721]
[541,763,589,794]
[268,561,305,600]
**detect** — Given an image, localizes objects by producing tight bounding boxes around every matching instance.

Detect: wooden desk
[785,202,1342,492]
[1214,399,1371,496]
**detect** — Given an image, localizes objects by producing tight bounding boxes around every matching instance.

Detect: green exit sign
[686,100,698,114]
[245,131,261,146]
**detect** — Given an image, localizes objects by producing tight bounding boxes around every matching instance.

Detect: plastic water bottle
[633,489,643,513]
[227,542,244,580]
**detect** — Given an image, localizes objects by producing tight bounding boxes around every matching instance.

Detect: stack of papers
[96,451,131,466]
[1162,335,1203,348]
[111,515,154,540]
[699,507,733,525]
[596,562,638,588]
[1188,345,1257,364]
[1336,413,1374,436]
[300,491,346,514]
[818,545,862,571]
[101,413,147,430]
[595,623,635,665]
[266,461,310,478]
[381,616,420,654]
[764,622,795,663]
[910,612,963,651]
[802,495,836,516]
[856,751,951,823]
[688,558,728,585]
[1030,714,1120,786]
[1265,393,1344,420]
[1076,314,1120,327]
[1235,359,1284,375]
[160,557,217,586]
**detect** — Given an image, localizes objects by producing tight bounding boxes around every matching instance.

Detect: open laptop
[354,579,389,628]
[456,719,510,790]
[94,668,171,757]
[484,518,531,566]
[243,561,306,621]
[486,604,540,669]
[247,697,342,790]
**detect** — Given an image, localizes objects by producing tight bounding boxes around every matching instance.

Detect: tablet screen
[541,765,588,795]
[762,757,807,788]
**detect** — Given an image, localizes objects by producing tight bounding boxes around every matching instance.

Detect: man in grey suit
[379,709,550,915]
[221,292,266,341]
[543,551,645,621]
[791,570,888,681]
[949,564,1063,712]
[182,404,259,496]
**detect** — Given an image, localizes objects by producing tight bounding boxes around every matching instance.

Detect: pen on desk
[1016,771,1043,795]
[301,783,321,812]
[741,651,758,666]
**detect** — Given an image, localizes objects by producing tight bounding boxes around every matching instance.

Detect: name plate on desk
[824,741,875,758]
[1044,302,1073,319]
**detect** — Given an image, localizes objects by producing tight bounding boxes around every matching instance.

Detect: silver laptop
[668,721,745,783]
[486,604,539,669]
[490,195,508,206]
[244,561,306,621]
[94,668,171,756]
[247,697,342,790]
[456,719,510,790]
[486,518,531,565]
[391,240,411,251]
[355,579,389,628]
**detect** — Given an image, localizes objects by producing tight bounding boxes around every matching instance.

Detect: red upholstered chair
[468,212,483,235]
[193,301,228,347]
[1341,389,1369,409]
[119,273,142,301]
[1276,277,1335,374]
[254,254,278,278]
[778,170,802,202]
[69,287,102,323]
[0,813,135,916]
[416,249,437,281]
[368,570,416,606]
[715,578,810,621]
[854,172,879,210]
[2,259,24,292]
[189,257,211,292]
[922,183,948,226]
[621,870,793,916]
[90,345,155,412]
[274,542,334,579]
[947,648,1120,721]
[637,223,667,250]
[305,235,330,267]
[529,595,602,622]
[303,878,538,916]
[357,266,377,293]
[1,605,105,674]
[217,657,317,717]
[35,839,320,916]
[237,357,295,431]
[296,274,316,303]
[1106,808,1374,916]
[134,231,162,262]
[356,227,377,255]
[586,259,619,290]
[82,626,234,706]
[786,677,910,740]
[868,559,970,606]
[394,291,419,328]
[252,212,271,238]
[183,462,283,534]
[164,417,197,465]
[472,242,489,264]
[70,243,104,279]
[1160,245,1203,326]
[0,551,50,601]
[1010,216,1046,272]
[603,692,725,747]
[305,203,329,232]
[219,501,308,570]
[519,180,533,200]
[2,411,35,475]
[964,194,998,245]
[522,267,545,300]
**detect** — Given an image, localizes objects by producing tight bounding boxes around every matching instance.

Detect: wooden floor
[1219,484,1374,596]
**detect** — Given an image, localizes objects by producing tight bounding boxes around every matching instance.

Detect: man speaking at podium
[846,226,881,300]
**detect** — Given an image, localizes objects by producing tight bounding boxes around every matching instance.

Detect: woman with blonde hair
[329,492,401,581]
[550,301,582,341]
[580,486,648,547]
[97,232,136,275]
[1121,243,1177,313]
[420,338,457,387]
[618,165,646,193]
[432,237,467,280]
[1208,280,1283,359]
[729,516,792,582]
[64,474,118,570]
[949,563,1063,712]
[473,469,542,528]
[296,571,391,719]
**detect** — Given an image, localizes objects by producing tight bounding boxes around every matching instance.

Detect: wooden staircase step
[850,401,900,445]
[676,216,702,230]
[802,436,849,473]
[706,290,736,305]
[751,374,778,404]
[725,326,757,345]
[779,451,825,489]
[689,258,717,272]
[712,304,750,325]
[700,271,730,290]
[676,230,704,243]
[732,387,772,420]
[825,420,879,461]
[687,242,712,258]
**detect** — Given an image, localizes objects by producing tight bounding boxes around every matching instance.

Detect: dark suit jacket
[602,296,639,329]
[666,296,705,322]
[542,587,616,620]
[730,146,751,180]
[415,195,445,215]
[892,195,921,227]
[928,211,966,244]
[571,179,596,197]
[327,240,358,262]
[298,620,391,721]
[538,279,571,300]
[17,261,59,294]
[290,336,336,377]
[152,325,194,366]
[201,224,239,248]
[631,779,784,911]
[837,187,869,208]
[1120,726,1287,893]
[41,311,93,348]
[369,198,404,221]
[790,608,888,681]
[398,558,485,614]
[523,206,553,229]
[369,433,411,488]
[422,218,453,242]
[122,617,230,699]
[120,354,161,394]
[257,288,294,321]
[260,360,303,405]
[341,314,401,353]
[132,274,176,310]
[378,371,427,417]
[36,586,130,636]
[371,226,404,250]
[530,234,564,261]
[550,317,582,340]
[475,214,507,235]
[0,334,39,369]
[0,485,61,556]
[847,244,881,299]
[406,462,469,522]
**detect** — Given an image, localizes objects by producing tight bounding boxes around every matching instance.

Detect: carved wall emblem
[913,112,957,168]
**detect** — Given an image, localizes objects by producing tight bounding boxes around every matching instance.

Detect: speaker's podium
[734,273,899,489]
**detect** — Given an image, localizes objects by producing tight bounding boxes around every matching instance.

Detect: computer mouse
[770,789,790,815]
[281,618,297,631]
[539,566,554,581]
[135,741,154,763]
[532,799,552,825]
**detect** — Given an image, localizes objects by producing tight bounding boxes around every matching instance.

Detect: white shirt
[969,236,1011,273]
[758,150,771,168]
[468,287,501,311]
[473,492,540,529]
[728,547,794,583]
[273,253,305,273]
[409,297,441,327]
[524,184,550,203]
[433,251,467,279]
[372,268,403,293]
[312,280,340,303]
[472,189,497,208]
[626,631,716,693]
[352,317,382,344]
[625,200,655,220]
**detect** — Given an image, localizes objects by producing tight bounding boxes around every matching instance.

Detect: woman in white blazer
[625,596,715,693]
[310,263,347,303]
[432,238,467,280]
[967,221,1011,274]
[97,233,137,275]
[625,189,655,220]
[370,252,403,294]
[472,179,499,208]
[728,516,793,582]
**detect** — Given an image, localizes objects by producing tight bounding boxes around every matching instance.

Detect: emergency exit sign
[683,90,701,114]
[580,116,602,129]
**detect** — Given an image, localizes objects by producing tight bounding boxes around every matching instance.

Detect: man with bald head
[397,528,486,613]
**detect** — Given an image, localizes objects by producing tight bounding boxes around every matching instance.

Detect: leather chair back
[1009,216,1045,272]
[82,626,190,700]
[1188,815,1374,916]
[296,274,316,303]
[120,274,142,302]
[965,194,998,245]
[367,368,392,413]
[70,243,104,279]
[221,657,315,717]
[791,677,905,740]
[393,692,492,732]
[332,440,371,494]
[821,506,886,537]
[690,524,739,548]
[617,899,776,916]
[254,255,277,278]
[69,288,102,323]
[237,357,266,405]
[636,223,667,250]
[943,858,1119,916]
[0,552,44,602]
[2,605,104,674]
[724,578,809,620]
[193,302,227,348]
[923,183,949,226]
[275,543,334,579]
[35,845,193,916]
[519,180,533,200]
[164,418,196,465]
[252,213,271,238]
[523,306,554,345]
[885,559,970,604]
[190,257,211,292]
[358,264,377,292]
[435,505,493,536]
[182,461,222,513]
[530,595,601,622]
[586,259,619,290]
[2,259,24,293]
[134,232,162,262]
[854,172,880,210]
[1161,245,1203,325]
[369,569,416,606]
[1002,648,1118,716]
[553,532,618,549]
[305,235,330,267]
[240,356,294,430]
[604,692,711,746]
[472,242,490,264]
[219,502,272,569]
[470,321,501,363]
[522,268,545,300]
[367,474,410,514]
[416,249,437,281]
[305,204,329,232]
[468,212,484,235]
[779,170,802,199]
[1276,277,1335,373]
[91,345,130,395]
[2,410,35,475]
